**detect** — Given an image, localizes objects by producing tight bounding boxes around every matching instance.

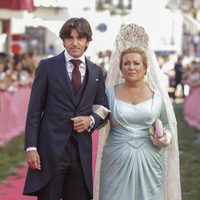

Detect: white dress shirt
[64,50,86,83]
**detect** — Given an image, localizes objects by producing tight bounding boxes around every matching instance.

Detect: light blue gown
[99,86,169,200]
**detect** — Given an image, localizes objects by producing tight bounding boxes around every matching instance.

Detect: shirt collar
[64,50,86,64]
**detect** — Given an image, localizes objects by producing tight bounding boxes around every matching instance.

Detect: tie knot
[70,59,81,68]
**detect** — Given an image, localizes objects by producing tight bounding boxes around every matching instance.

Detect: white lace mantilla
[93,23,182,200]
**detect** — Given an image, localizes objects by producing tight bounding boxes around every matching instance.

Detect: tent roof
[0,0,35,12]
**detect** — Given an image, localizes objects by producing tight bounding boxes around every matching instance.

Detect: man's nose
[72,39,78,46]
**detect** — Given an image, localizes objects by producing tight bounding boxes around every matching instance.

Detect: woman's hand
[150,128,172,148]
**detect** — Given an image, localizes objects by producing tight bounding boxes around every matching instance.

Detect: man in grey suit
[23,17,108,200]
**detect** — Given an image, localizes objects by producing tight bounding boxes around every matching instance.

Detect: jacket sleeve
[90,68,109,130]
[24,60,48,149]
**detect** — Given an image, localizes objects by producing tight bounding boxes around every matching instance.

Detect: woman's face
[121,52,146,83]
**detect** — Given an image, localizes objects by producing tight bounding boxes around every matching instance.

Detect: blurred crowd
[0,51,39,92]
[1,48,200,100]
[173,57,200,98]
[156,53,200,100]
[183,60,200,87]
[95,50,112,81]
[183,32,200,58]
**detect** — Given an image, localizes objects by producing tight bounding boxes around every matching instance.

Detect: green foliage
[175,104,200,200]
[0,134,25,183]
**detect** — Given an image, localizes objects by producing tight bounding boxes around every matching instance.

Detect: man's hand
[71,116,91,133]
[26,150,41,170]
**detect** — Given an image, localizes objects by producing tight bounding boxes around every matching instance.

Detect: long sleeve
[25,60,48,149]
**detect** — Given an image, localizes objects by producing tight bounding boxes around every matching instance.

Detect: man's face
[63,29,89,58]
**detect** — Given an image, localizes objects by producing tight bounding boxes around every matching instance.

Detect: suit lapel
[52,52,75,105]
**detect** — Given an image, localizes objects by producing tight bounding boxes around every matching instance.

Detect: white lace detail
[116,24,149,52]
[93,23,182,200]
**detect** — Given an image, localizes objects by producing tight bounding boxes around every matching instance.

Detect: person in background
[23,17,108,200]
[174,55,184,99]
[183,61,200,142]
[46,44,56,56]
[0,58,10,91]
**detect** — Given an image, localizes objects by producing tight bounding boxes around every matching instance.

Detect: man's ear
[84,41,89,51]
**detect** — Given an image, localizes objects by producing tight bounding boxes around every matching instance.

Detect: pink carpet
[0,132,99,200]
[0,163,36,200]
[0,87,31,147]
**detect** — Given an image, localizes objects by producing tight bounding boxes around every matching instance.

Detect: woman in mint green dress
[100,86,168,200]
[94,24,181,200]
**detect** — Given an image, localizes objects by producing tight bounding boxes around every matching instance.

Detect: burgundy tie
[70,59,82,92]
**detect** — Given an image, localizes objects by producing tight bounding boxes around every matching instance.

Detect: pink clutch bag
[149,119,172,147]
[154,119,163,138]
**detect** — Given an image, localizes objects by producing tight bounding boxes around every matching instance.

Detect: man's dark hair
[59,17,92,42]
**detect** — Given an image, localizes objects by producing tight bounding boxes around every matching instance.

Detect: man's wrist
[87,115,95,131]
